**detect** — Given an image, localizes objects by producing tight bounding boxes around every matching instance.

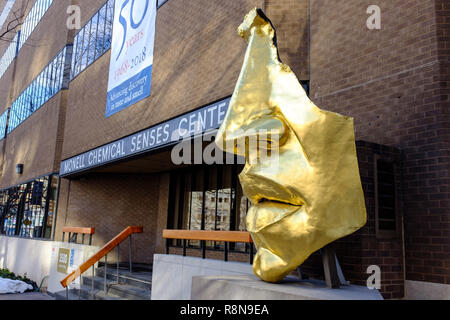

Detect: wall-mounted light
[16,164,23,175]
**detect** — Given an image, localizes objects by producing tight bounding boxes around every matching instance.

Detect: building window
[167,164,251,252]
[0,175,58,239]
[300,80,310,96]
[375,155,399,238]
[71,0,168,80]
[71,0,114,80]
[0,110,8,140]
[0,33,18,80]
[18,0,54,51]
[157,0,169,8]
[7,45,71,134]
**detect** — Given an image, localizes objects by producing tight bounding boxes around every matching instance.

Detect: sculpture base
[191,274,383,300]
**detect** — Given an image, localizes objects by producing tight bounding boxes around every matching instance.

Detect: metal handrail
[60,226,143,299]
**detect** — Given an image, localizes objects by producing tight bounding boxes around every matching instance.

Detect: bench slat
[163,229,253,243]
[62,227,95,235]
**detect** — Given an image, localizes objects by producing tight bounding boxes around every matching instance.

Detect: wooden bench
[62,226,95,245]
[162,229,254,263]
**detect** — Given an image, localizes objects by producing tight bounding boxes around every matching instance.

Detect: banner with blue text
[106,0,157,118]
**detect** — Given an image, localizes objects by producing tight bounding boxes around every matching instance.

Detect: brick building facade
[0,0,448,300]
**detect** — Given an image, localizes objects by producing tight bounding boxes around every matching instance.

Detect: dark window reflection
[376,158,397,233]
[168,164,251,253]
[0,175,58,239]
[71,0,115,80]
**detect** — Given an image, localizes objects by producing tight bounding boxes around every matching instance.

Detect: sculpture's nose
[215,111,287,157]
[238,8,275,42]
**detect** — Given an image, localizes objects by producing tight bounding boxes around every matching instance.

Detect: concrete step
[53,286,123,300]
[82,276,151,300]
[95,267,152,290]
[54,289,85,300]
[98,262,153,273]
[77,284,124,300]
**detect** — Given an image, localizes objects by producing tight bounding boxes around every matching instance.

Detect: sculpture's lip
[240,171,305,208]
[256,197,302,208]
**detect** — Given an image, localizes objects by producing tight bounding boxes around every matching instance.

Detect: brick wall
[263,0,309,80]
[415,0,450,286]
[343,142,404,300]
[309,0,449,287]
[0,92,64,189]
[0,64,14,112]
[55,173,162,264]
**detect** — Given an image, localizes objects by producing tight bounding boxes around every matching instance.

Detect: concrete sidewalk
[0,292,55,300]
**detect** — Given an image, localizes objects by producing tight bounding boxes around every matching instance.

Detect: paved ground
[0,292,55,300]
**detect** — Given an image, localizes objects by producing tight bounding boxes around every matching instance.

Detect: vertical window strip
[74,28,84,76]
[105,0,114,50]
[0,110,8,139]
[36,73,43,107]
[57,51,63,89]
[52,54,59,95]
[9,103,16,132]
[71,35,78,79]
[89,12,99,64]
[97,4,107,56]
[23,88,29,118]
[80,19,91,71]
[62,46,71,89]
[44,60,51,99]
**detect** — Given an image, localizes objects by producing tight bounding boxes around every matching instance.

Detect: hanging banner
[105,0,157,118]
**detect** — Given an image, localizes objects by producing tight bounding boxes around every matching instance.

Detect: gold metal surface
[215,8,367,283]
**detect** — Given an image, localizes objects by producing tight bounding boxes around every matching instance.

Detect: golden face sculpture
[215,9,367,283]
